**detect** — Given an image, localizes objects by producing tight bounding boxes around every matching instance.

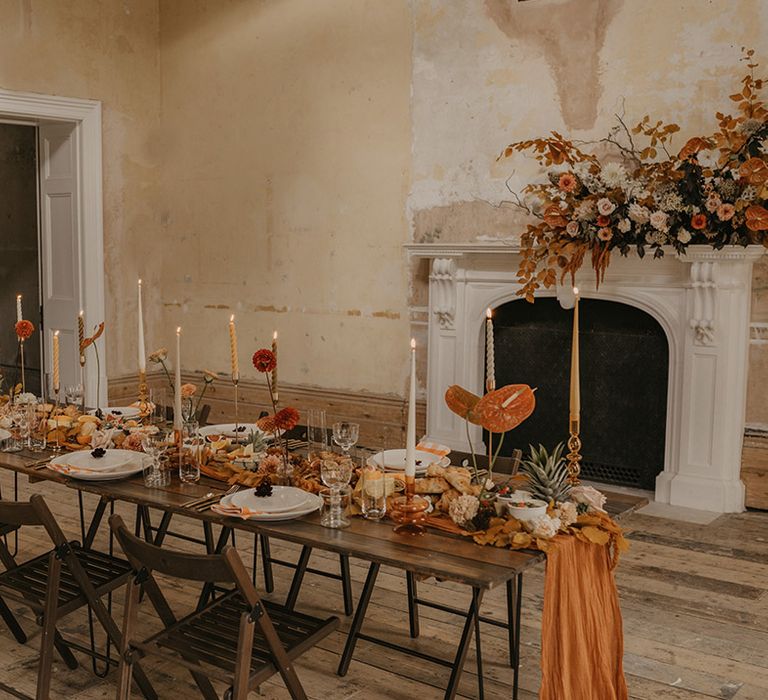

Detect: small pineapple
[520,443,571,503]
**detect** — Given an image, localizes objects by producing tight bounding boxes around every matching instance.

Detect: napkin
[416,440,451,458]
[210,503,266,519]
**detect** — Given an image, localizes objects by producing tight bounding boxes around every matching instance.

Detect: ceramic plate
[229,486,312,514]
[48,449,147,481]
[367,449,450,474]
[219,491,321,521]
[0,429,11,442]
[199,424,269,441]
[89,406,141,419]
[64,450,135,471]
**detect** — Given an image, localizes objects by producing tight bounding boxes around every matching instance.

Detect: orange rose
[691,214,707,230]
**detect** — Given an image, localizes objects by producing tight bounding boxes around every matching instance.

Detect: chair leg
[117,580,140,700]
[37,553,61,700]
[53,631,79,670]
[0,594,26,643]
[231,613,255,700]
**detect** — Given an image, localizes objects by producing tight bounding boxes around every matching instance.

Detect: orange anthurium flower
[739,157,768,186]
[678,137,713,161]
[474,384,536,433]
[80,322,105,352]
[444,385,483,425]
[745,204,768,231]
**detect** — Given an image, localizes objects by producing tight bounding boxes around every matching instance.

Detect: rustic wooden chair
[0,495,156,700]
[109,514,340,700]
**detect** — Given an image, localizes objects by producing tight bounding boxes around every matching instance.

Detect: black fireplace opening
[487,297,668,490]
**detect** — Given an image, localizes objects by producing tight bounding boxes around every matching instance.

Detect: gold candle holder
[233,378,240,437]
[566,418,582,485]
[51,391,63,453]
[19,339,26,394]
[390,475,429,535]
[137,369,150,420]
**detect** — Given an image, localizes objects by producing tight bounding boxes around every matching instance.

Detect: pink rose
[566,221,580,236]
[649,210,669,231]
[597,198,616,216]
[717,203,735,221]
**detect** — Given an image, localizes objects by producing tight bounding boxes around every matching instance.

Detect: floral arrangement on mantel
[503,48,768,302]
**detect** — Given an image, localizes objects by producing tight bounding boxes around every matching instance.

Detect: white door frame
[0,88,105,406]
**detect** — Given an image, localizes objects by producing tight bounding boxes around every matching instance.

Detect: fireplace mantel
[406,240,766,513]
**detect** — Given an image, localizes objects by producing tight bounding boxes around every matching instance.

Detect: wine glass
[64,384,83,408]
[332,422,359,456]
[141,429,171,487]
[320,457,353,528]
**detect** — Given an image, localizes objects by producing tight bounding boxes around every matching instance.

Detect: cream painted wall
[156,0,412,396]
[0,0,163,379]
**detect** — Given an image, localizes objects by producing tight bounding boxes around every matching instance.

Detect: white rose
[649,210,669,231]
[677,228,692,244]
[569,485,607,513]
[597,198,616,216]
[566,221,580,237]
[617,218,632,233]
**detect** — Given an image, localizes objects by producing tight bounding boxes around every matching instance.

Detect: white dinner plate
[228,486,312,514]
[89,406,141,419]
[219,491,321,521]
[367,449,450,474]
[0,429,11,442]
[48,449,147,481]
[64,450,134,471]
[199,424,269,441]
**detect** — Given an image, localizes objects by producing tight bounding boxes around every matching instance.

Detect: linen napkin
[416,440,451,458]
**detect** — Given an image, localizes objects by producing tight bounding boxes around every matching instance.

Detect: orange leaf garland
[444,385,483,425]
[474,384,536,433]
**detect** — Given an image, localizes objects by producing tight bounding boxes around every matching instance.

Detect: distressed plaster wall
[409,0,768,425]
[0,0,163,379]
[156,0,412,396]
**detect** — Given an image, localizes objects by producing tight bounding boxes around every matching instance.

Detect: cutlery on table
[195,485,240,512]
[181,492,214,508]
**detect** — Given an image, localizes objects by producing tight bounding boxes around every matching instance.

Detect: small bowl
[506,499,548,522]
[496,489,533,507]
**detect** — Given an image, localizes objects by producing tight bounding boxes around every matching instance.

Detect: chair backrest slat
[109,515,235,584]
[0,499,43,528]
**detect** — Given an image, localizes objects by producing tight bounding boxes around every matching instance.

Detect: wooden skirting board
[742,432,768,510]
[108,371,427,449]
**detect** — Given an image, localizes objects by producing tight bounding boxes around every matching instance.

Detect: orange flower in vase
[252,349,277,373]
[274,407,300,432]
[257,415,277,433]
[15,320,34,341]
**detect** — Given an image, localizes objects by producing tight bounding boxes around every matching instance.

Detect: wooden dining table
[0,448,647,700]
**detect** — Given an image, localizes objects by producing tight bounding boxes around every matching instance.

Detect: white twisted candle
[485,307,495,392]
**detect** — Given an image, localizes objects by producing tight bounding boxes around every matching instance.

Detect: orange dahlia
[15,320,34,341]
[252,349,277,373]
[257,415,278,433]
[274,407,300,432]
[558,173,578,192]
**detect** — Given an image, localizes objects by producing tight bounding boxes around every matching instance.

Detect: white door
[38,122,81,396]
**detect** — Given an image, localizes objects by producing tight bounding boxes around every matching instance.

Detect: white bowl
[506,499,548,522]
[497,489,534,507]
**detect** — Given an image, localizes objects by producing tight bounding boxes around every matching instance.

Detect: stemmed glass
[332,422,359,457]
[141,429,171,487]
[64,384,83,408]
[320,458,353,529]
[2,405,24,453]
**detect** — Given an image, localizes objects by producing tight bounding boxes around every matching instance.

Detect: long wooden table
[0,449,647,699]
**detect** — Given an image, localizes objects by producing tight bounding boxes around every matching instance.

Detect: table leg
[197,525,233,609]
[339,554,354,616]
[259,534,274,593]
[512,573,523,700]
[444,587,485,700]
[474,588,484,700]
[337,561,380,677]
[406,571,420,638]
[82,496,109,550]
[284,545,312,611]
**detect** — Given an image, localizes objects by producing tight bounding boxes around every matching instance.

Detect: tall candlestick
[271,330,278,403]
[405,338,417,479]
[229,315,239,381]
[137,279,146,372]
[16,295,22,323]
[174,327,182,430]
[569,288,580,424]
[485,307,495,393]
[78,310,85,366]
[52,330,60,393]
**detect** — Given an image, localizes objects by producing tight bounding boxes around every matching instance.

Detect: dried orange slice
[474,384,536,433]
[444,385,483,425]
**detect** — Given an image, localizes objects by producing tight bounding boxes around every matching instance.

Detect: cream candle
[569,288,580,425]
[485,307,495,392]
[16,295,22,323]
[137,279,146,373]
[174,327,182,430]
[229,315,239,381]
[52,330,60,393]
[405,338,417,479]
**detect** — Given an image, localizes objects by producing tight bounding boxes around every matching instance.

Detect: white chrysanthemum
[617,218,632,233]
[574,199,597,221]
[600,162,629,189]
[628,203,651,224]
[448,494,480,527]
[14,392,38,405]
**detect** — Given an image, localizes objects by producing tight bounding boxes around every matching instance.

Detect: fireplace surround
[406,241,765,513]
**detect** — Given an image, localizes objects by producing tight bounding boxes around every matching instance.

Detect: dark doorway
[0,123,42,397]
[488,297,668,490]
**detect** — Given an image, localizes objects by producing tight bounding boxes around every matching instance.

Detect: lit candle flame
[486,307,492,319]
[573,286,579,296]
[176,326,181,335]
[410,338,416,350]
[273,330,278,340]
[230,314,235,322]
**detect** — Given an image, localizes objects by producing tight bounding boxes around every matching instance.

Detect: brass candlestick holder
[390,475,429,535]
[566,418,582,485]
[137,369,150,420]
[79,358,86,414]
[51,390,63,453]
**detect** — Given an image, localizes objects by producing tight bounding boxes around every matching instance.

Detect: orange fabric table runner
[540,535,628,700]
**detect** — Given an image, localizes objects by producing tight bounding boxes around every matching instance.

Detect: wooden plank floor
[0,470,766,699]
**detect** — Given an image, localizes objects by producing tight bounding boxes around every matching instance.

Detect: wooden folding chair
[0,495,156,700]
[109,514,340,700]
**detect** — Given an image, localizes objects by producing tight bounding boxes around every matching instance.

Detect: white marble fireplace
[406,241,765,513]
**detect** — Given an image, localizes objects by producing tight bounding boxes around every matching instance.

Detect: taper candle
[485,307,495,392]
[405,338,417,479]
[137,279,146,373]
[229,315,239,381]
[52,330,60,393]
[569,288,580,423]
[78,310,85,365]
[174,327,182,430]
[16,295,22,323]
[271,330,278,401]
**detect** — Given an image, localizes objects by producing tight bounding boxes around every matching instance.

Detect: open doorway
[0,123,41,397]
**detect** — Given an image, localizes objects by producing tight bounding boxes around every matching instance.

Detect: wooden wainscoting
[742,431,768,510]
[108,372,427,449]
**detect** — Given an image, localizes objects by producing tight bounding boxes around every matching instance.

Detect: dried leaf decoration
[473,384,536,433]
[80,322,105,352]
[678,136,714,161]
[444,385,483,425]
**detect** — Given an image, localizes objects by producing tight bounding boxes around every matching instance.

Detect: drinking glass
[320,456,353,529]
[2,405,23,453]
[64,384,83,408]
[319,486,351,529]
[360,457,387,520]
[307,408,328,458]
[148,387,167,425]
[29,405,47,452]
[142,429,172,487]
[332,422,359,457]
[179,420,201,483]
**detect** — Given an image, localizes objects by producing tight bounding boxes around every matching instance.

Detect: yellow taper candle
[569,288,580,424]
[53,330,60,393]
[229,315,239,381]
